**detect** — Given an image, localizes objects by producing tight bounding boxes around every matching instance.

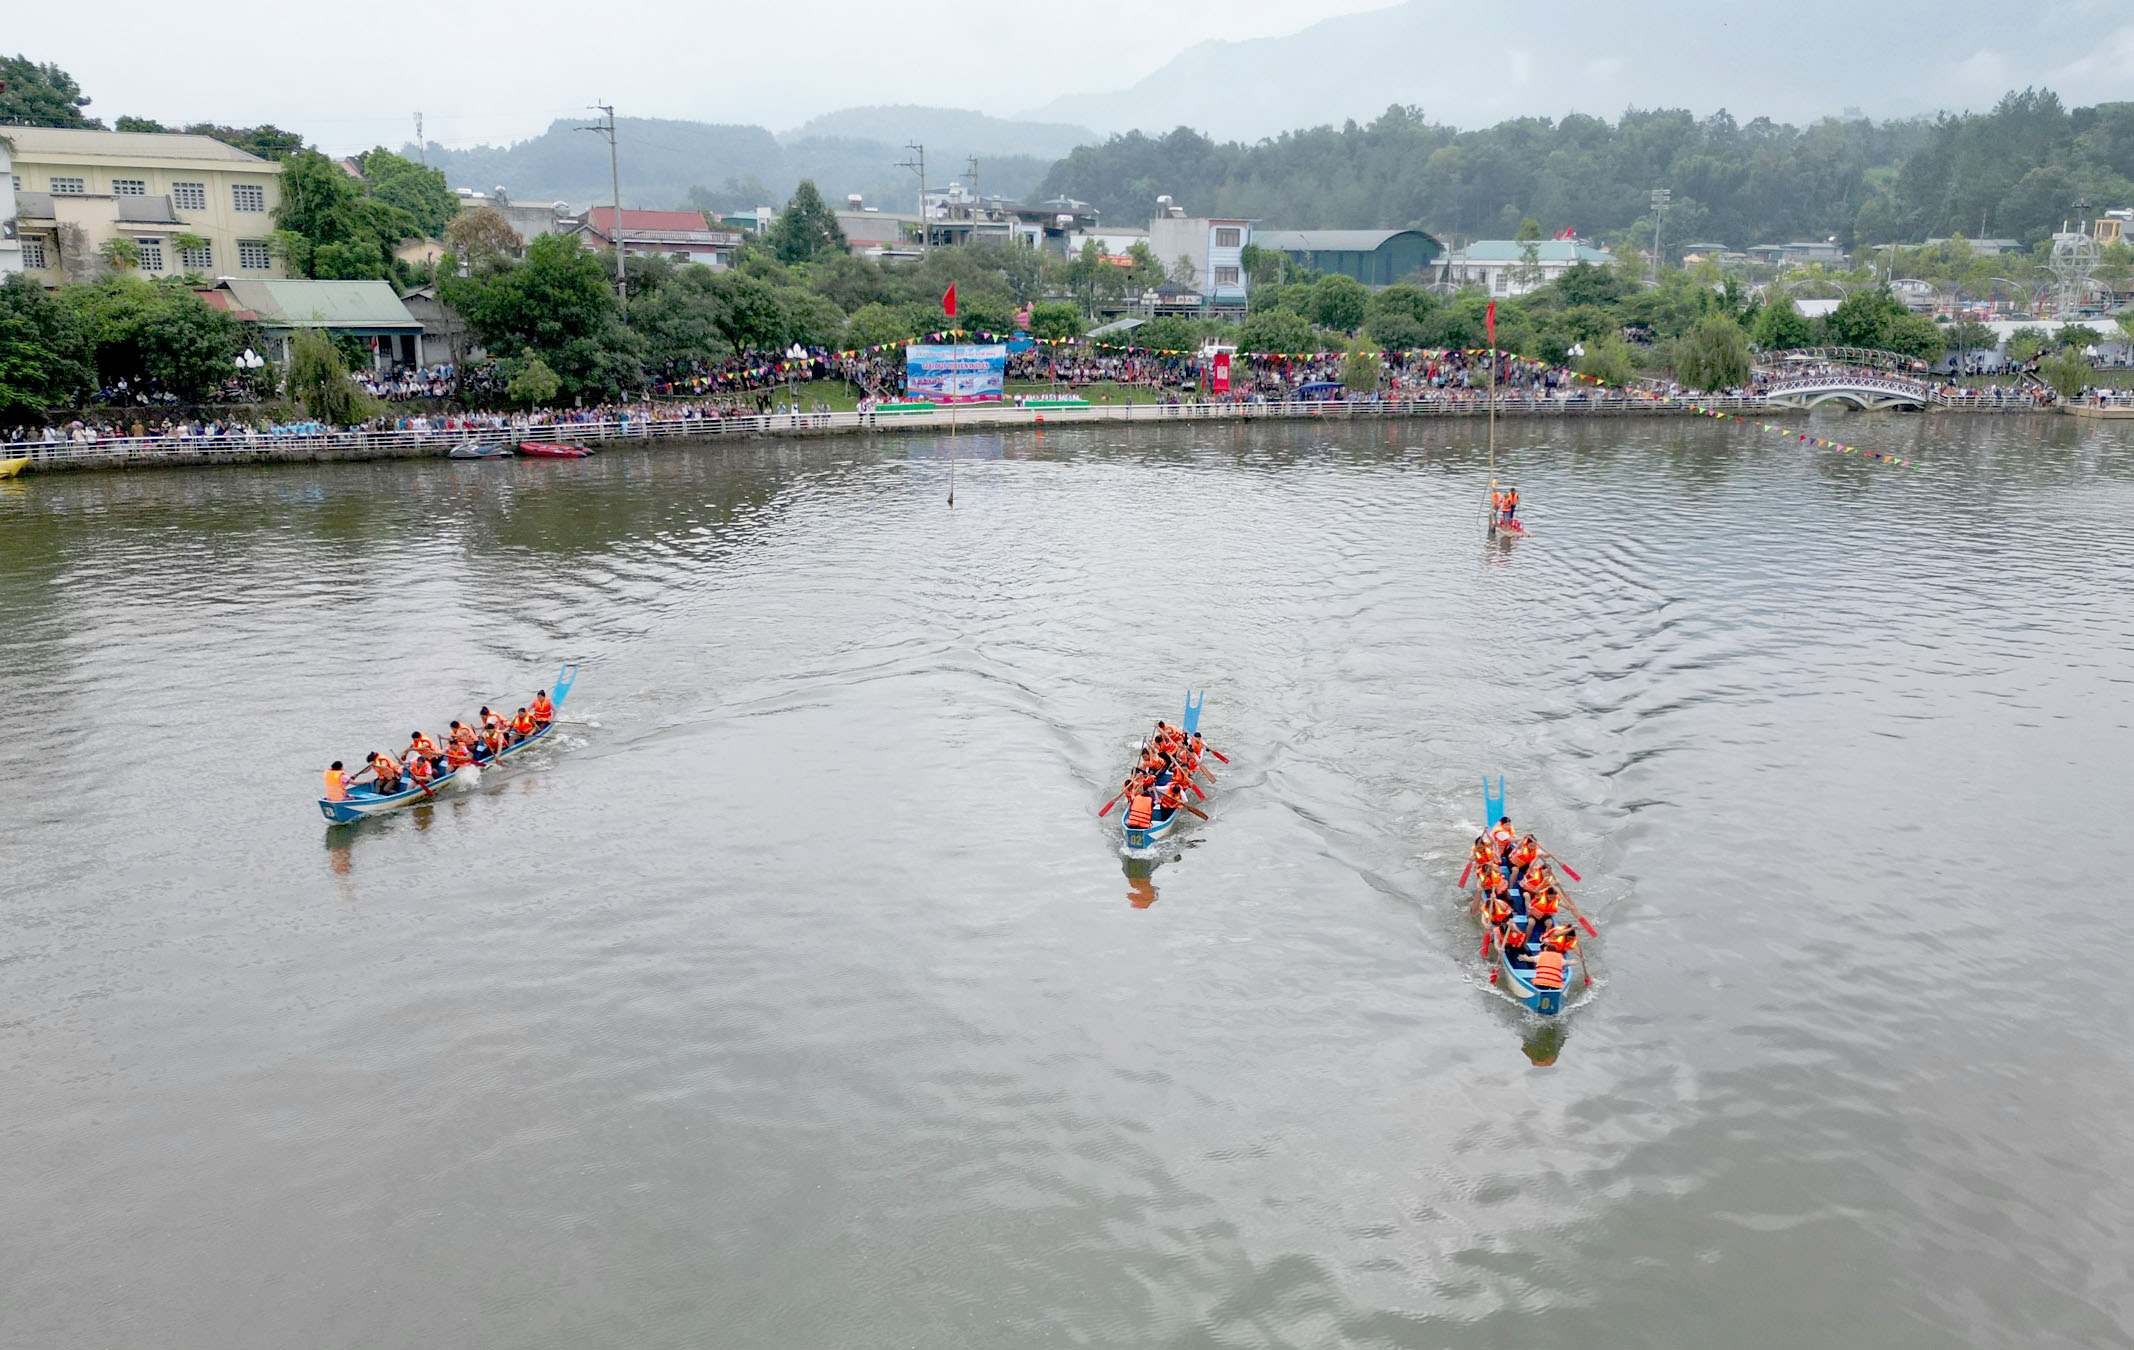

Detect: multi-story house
[4,126,286,284]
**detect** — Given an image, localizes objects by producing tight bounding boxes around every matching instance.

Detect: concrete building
[1254,228,1444,287]
[836,209,921,261]
[0,141,21,277]
[574,207,744,268]
[1147,200,1252,309]
[1744,240,1848,269]
[916,187,1099,257]
[1438,239,1612,297]
[205,278,425,369]
[4,126,285,284]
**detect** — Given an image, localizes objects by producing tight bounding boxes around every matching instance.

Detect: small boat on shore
[448,441,512,459]
[1466,776,1587,1016]
[317,664,577,824]
[516,440,593,458]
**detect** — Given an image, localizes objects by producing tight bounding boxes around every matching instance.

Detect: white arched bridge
[1756,346,1934,411]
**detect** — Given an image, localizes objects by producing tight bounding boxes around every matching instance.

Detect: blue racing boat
[1123,691,1208,854]
[1469,776,1586,1015]
[318,664,578,824]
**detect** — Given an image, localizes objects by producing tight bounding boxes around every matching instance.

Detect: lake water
[4,412,2132,1349]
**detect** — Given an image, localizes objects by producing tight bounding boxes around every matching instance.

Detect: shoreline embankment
[1,393,2048,475]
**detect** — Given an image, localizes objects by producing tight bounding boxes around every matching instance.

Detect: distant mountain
[413,112,1065,216]
[1024,0,2134,139]
[781,105,1095,161]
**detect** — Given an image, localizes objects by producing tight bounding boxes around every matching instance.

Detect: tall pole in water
[1486,338,1497,533]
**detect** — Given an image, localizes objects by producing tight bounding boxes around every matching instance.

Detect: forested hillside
[1039,93,2134,252]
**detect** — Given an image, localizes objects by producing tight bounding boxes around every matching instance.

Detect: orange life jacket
[1489,822,1516,850]
[1528,889,1560,920]
[1484,895,1513,924]
[1509,839,1538,868]
[446,741,473,767]
[484,726,505,751]
[1532,950,1566,990]
[409,755,434,783]
[410,735,439,759]
[512,712,536,735]
[373,752,402,780]
[1542,926,1578,952]
[482,710,505,730]
[1126,795,1154,828]
[1481,867,1509,897]
[452,725,477,746]
[323,768,349,801]
[532,694,554,723]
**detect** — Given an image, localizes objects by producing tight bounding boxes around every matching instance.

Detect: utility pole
[897,142,927,257]
[1649,187,1670,287]
[581,103,626,313]
[966,155,979,202]
[414,112,425,166]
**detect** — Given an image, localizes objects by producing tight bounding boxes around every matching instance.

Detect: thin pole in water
[1485,342,1498,532]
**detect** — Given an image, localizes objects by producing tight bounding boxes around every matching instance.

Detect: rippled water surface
[4,414,2133,1349]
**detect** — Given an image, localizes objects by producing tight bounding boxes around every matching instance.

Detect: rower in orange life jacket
[1540,923,1579,953]
[1125,790,1155,829]
[1531,947,1566,990]
[510,707,537,738]
[408,751,435,785]
[444,729,475,768]
[531,690,555,725]
[1478,864,1510,899]
[1488,817,1517,861]
[1526,883,1561,926]
[1482,892,1514,926]
[1500,487,1520,524]
[1508,834,1539,872]
[323,761,351,801]
[365,749,403,793]
[407,730,441,763]
[480,706,506,733]
[1522,861,1554,898]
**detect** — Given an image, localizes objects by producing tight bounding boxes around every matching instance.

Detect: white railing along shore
[0,390,2031,472]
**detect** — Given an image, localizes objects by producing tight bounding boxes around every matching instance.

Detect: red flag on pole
[1485,301,1496,344]
[942,283,957,319]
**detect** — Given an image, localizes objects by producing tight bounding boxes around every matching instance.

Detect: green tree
[844,301,927,351]
[182,123,305,161]
[1942,318,1996,355]
[2038,348,2090,399]
[115,115,167,132]
[505,355,563,408]
[1234,308,1327,355]
[2006,326,2051,363]
[1125,315,1215,354]
[274,149,416,279]
[287,328,377,425]
[442,206,523,270]
[449,233,638,399]
[97,237,140,271]
[357,148,459,238]
[1575,333,1637,386]
[1306,273,1369,333]
[1364,312,1427,351]
[1340,338,1384,392]
[0,275,93,423]
[57,276,240,400]
[766,179,847,265]
[1028,301,1085,341]
[0,55,99,127]
[1673,312,1751,390]
[1821,286,1908,349]
[2053,323,2104,351]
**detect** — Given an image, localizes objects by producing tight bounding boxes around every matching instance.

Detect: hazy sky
[13,1,1394,152]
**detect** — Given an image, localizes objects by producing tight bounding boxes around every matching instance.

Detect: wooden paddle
[1541,849,1582,883]
[1560,891,1600,937]
[1177,802,1210,821]
[1458,861,1474,888]
[1201,744,1230,764]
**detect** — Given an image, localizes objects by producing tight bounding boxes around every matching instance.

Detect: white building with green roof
[1440,239,1613,297]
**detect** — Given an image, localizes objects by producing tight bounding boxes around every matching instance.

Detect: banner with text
[905,344,1007,404]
